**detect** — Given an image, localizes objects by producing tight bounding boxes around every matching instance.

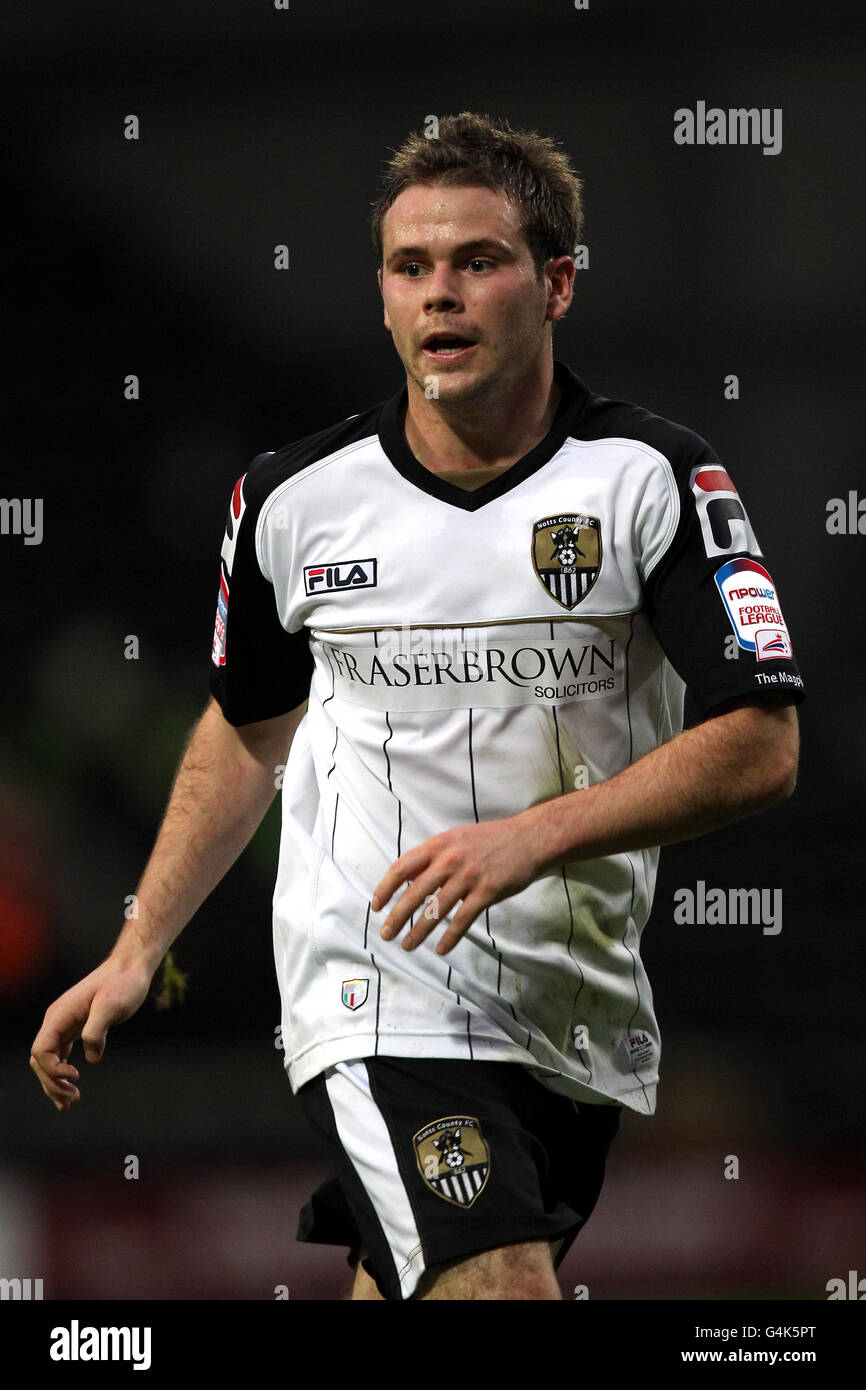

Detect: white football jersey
[209,361,804,1115]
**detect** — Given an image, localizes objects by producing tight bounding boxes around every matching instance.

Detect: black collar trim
[377,360,592,511]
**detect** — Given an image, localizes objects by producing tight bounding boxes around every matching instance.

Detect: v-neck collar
[378,360,591,512]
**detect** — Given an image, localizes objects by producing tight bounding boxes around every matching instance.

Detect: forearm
[520,698,800,873]
[110,698,300,975]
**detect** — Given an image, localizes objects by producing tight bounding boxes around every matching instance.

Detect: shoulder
[576,383,718,476]
[557,363,714,471]
[241,397,388,513]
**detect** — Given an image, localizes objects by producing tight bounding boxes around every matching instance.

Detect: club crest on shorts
[413,1115,490,1208]
[341,978,368,1010]
[532,514,602,610]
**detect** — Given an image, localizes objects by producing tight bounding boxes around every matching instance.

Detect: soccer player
[30,113,803,1301]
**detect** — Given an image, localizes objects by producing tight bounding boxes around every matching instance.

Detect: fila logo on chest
[304,558,378,595]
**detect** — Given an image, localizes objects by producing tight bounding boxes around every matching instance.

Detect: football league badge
[532,513,602,610]
[414,1115,490,1208]
[341,978,369,1010]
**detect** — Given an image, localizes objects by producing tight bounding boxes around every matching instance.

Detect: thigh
[296,1057,620,1301]
[350,1237,561,1301]
[531,1084,622,1269]
[416,1239,561,1300]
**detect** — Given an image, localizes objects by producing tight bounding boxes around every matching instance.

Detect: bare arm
[373,697,800,954]
[30,695,307,1109]
[524,695,799,870]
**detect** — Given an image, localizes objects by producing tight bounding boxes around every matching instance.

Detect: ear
[545,253,576,324]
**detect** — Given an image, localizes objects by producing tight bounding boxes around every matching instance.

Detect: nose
[424,263,463,311]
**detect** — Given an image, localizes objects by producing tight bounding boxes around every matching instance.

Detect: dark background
[1,0,863,1300]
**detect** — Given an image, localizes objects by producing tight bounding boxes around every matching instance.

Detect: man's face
[378,182,565,403]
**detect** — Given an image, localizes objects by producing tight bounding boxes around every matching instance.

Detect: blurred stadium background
[2,0,864,1299]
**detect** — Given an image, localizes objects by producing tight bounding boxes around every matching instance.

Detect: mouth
[421,332,478,362]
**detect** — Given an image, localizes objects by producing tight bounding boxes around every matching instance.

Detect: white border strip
[325,1060,426,1298]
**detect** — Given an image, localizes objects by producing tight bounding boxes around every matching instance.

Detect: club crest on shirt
[413,1115,490,1208]
[532,514,602,610]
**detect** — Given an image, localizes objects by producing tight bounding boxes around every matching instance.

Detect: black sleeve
[644,440,805,717]
[207,461,314,725]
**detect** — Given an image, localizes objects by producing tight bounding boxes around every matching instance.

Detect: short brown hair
[370,111,584,278]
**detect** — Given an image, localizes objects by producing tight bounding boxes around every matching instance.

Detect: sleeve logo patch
[211,565,229,667]
[754,629,792,660]
[219,474,247,578]
[714,558,792,658]
[689,464,761,558]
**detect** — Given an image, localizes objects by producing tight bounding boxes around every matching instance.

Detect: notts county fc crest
[414,1115,490,1208]
[532,513,602,610]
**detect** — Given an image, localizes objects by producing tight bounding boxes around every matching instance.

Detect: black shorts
[295,1056,621,1300]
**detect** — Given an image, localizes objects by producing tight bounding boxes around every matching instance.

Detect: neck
[402,356,560,474]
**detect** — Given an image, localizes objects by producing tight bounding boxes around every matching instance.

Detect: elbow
[757,728,800,807]
[727,698,800,810]
[765,756,798,806]
[718,703,801,811]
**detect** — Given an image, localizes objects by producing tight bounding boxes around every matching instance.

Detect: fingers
[383,879,467,949]
[30,960,153,1111]
[30,994,107,1111]
[372,822,528,955]
[29,1049,81,1111]
[80,1025,108,1064]
[30,1011,84,1109]
[379,875,443,940]
[373,835,463,931]
[371,845,430,915]
[433,892,489,953]
[376,856,484,952]
[373,832,488,952]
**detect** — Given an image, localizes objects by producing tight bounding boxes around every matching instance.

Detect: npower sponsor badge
[211,566,229,668]
[714,557,792,659]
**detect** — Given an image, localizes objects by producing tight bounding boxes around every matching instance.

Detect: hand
[30,956,154,1111]
[371,815,541,955]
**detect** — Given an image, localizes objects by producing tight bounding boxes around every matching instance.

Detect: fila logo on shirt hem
[304,559,378,595]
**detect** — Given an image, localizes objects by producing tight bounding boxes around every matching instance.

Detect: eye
[467,258,492,272]
[400,262,424,277]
